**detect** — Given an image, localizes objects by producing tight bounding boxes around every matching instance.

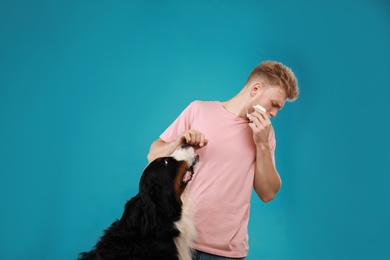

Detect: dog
[79,144,199,260]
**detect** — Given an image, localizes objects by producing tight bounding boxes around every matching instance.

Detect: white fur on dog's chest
[174,192,196,260]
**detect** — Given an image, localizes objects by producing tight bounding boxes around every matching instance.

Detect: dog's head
[140,144,199,204]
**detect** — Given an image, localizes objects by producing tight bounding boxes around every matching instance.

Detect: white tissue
[247,104,266,119]
[253,104,266,112]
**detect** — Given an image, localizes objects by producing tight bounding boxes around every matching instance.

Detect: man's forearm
[253,143,281,202]
[147,139,178,162]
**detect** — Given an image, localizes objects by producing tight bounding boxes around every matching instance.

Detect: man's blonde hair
[247,61,299,101]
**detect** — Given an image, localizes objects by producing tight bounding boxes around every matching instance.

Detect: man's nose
[269,109,278,118]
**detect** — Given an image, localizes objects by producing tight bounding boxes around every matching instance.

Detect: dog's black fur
[79,153,197,260]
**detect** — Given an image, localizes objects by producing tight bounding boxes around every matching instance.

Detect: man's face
[254,85,287,118]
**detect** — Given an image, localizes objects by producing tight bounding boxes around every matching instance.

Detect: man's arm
[248,108,281,202]
[253,143,281,202]
[147,130,208,162]
[147,139,179,162]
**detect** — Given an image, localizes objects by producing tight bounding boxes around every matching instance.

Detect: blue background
[1,1,389,259]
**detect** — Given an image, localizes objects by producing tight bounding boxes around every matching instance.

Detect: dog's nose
[181,143,190,148]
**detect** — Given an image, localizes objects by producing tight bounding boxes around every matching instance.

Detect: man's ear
[250,82,263,97]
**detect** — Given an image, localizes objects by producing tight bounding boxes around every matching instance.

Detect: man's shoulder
[189,100,219,108]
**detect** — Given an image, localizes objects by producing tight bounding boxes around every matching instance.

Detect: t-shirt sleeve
[159,101,196,143]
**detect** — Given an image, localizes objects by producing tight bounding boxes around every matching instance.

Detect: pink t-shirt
[160,101,276,257]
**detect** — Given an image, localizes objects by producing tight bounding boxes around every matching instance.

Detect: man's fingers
[180,130,207,147]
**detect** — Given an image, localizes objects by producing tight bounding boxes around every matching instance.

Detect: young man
[147,61,299,259]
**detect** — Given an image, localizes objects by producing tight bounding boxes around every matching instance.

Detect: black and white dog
[79,144,199,260]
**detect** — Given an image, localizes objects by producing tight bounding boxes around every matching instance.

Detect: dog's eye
[164,159,168,166]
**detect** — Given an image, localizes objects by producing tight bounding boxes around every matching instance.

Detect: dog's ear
[122,197,157,237]
[139,196,157,234]
[124,194,157,235]
[138,174,158,234]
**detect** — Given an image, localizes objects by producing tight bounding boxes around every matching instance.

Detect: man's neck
[221,97,249,119]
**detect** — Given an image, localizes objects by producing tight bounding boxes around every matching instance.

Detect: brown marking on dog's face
[173,160,190,201]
